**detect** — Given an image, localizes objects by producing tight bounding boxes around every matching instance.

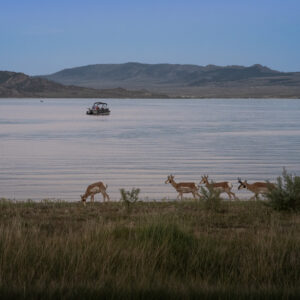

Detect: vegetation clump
[200,185,222,212]
[266,168,300,211]
[120,187,140,211]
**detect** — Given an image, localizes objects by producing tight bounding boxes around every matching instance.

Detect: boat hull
[86,109,110,115]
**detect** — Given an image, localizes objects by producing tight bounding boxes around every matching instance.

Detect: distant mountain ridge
[0,71,167,98]
[39,62,300,98]
[41,62,279,86]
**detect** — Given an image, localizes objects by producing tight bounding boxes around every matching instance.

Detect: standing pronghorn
[80,181,110,205]
[165,174,201,200]
[237,178,275,200]
[200,175,237,200]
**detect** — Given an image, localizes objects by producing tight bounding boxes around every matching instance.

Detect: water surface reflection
[0,98,299,200]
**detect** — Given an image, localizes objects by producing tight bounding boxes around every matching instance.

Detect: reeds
[0,199,299,298]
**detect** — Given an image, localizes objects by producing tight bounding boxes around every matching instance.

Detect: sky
[0,0,299,75]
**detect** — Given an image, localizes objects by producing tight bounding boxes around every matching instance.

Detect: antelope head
[200,175,209,185]
[237,178,247,190]
[80,195,87,206]
[165,174,174,184]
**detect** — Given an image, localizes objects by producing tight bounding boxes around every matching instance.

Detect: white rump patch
[90,186,100,193]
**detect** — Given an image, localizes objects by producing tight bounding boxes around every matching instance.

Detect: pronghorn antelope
[165,174,201,200]
[200,175,237,200]
[81,181,110,205]
[237,178,275,200]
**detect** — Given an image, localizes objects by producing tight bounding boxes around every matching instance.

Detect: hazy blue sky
[1,0,299,75]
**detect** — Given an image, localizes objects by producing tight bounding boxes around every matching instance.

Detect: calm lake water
[0,98,300,201]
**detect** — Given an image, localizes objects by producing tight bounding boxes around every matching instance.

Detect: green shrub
[200,185,222,212]
[266,168,300,211]
[120,188,140,211]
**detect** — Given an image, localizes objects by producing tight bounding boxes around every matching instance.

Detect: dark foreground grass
[0,199,300,299]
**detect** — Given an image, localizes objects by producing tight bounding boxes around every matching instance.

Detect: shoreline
[1,96,300,99]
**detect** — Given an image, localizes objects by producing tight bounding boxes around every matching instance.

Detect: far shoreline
[1,96,300,100]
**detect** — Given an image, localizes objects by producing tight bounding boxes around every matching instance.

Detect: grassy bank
[0,199,299,299]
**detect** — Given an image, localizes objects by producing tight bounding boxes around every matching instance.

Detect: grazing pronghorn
[165,174,201,200]
[200,175,237,200]
[80,181,110,205]
[237,178,275,200]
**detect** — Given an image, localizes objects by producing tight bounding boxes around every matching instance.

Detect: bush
[266,168,300,211]
[200,185,222,212]
[120,188,140,211]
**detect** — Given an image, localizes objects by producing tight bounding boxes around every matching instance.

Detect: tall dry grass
[0,199,299,298]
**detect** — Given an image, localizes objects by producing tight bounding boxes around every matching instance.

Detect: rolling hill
[0,71,167,98]
[40,62,300,98]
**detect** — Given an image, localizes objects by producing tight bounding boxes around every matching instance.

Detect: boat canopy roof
[93,102,108,105]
